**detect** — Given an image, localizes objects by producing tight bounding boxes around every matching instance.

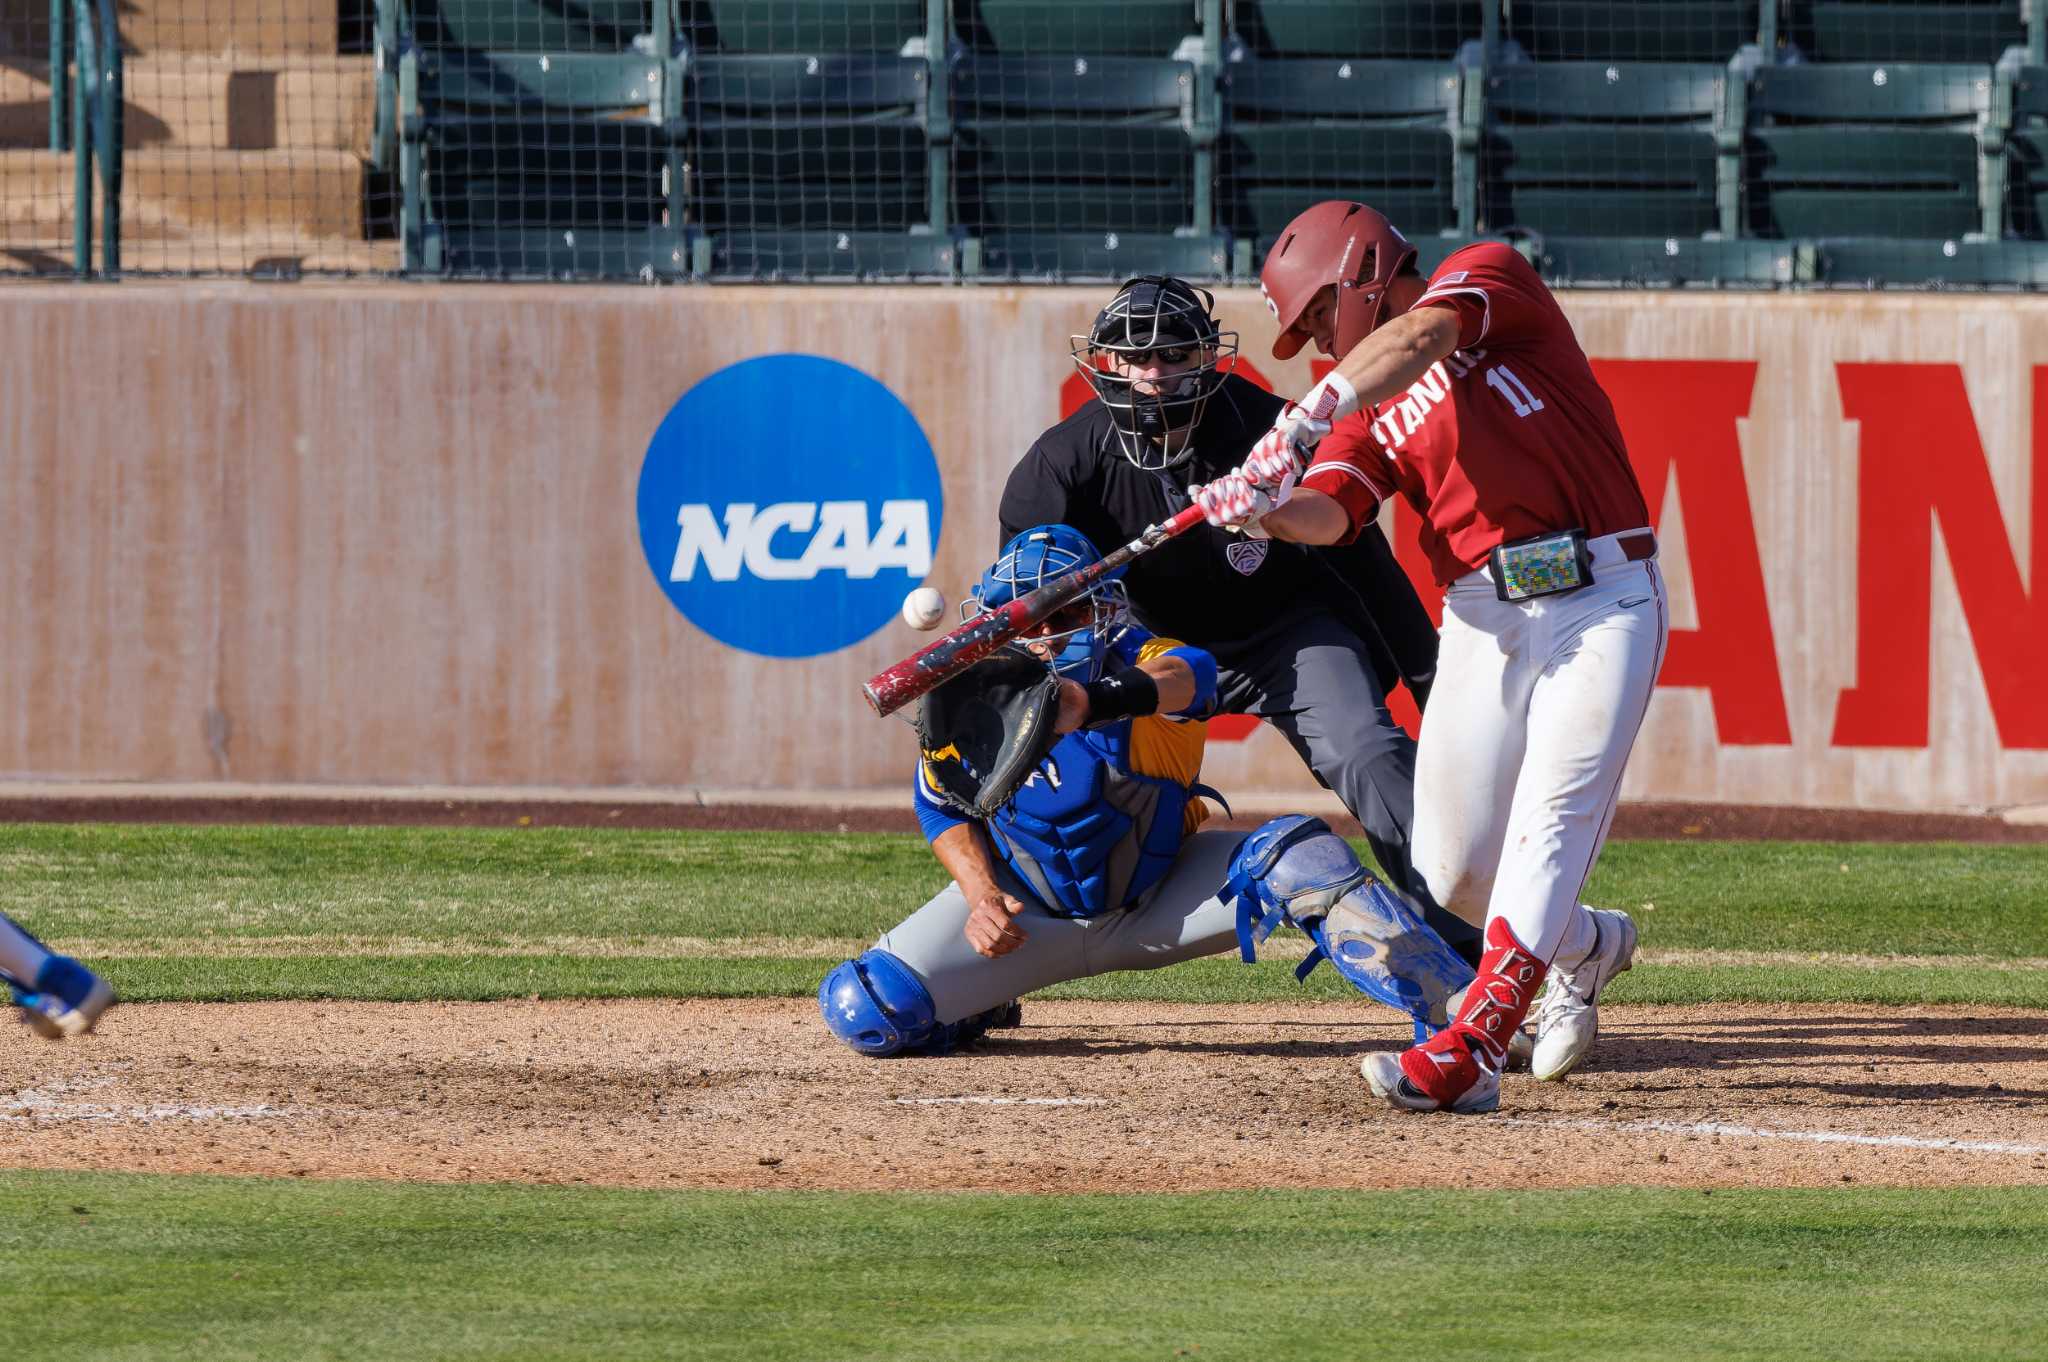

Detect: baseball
[902,585,948,631]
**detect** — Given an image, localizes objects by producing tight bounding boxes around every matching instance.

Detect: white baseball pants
[1411,530,1670,963]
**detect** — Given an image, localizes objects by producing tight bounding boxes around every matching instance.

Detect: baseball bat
[863,503,1209,717]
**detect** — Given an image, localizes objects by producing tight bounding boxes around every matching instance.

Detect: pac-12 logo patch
[636,354,944,658]
[1225,538,1269,575]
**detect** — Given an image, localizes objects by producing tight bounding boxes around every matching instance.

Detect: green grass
[3,1172,2045,1362]
[6,823,2048,1006]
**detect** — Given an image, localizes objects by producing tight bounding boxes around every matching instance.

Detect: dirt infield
[4,791,2044,1194]
[5,1000,2046,1193]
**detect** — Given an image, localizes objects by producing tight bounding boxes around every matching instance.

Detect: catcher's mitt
[915,650,1065,819]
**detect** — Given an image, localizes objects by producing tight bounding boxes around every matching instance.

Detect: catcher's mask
[1071,275,1239,471]
[969,524,1129,681]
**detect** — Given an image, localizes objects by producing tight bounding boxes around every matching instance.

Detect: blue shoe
[11,956,115,1039]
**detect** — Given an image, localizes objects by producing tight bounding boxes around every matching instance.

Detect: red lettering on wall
[1595,360,1791,745]
[1832,364,2048,748]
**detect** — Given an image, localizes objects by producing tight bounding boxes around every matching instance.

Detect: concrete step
[0,232,400,274]
[0,148,372,236]
[0,58,374,152]
[118,0,343,56]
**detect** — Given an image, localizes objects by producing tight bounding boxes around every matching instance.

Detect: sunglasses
[1106,345,1198,368]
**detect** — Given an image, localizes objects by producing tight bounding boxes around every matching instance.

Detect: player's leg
[1501,565,1669,1079]
[1215,608,1482,965]
[1,912,114,1040]
[817,869,1091,1057]
[1210,817,1475,1042]
[1362,585,1542,1112]
[1078,828,1248,971]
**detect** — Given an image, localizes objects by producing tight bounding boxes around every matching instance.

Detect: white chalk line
[1505,1115,2048,1158]
[2,1077,303,1126]
[893,1096,1108,1107]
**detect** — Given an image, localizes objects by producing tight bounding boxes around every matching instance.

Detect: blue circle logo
[636,355,944,658]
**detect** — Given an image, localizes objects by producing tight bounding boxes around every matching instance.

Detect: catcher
[818,524,1475,1057]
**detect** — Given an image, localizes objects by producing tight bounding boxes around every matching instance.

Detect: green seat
[1507,2,1758,62]
[1408,234,1519,274]
[1533,235,1800,285]
[1788,2,2022,64]
[958,0,1198,56]
[1221,59,1458,242]
[1747,62,1990,239]
[399,49,688,275]
[1484,62,1728,238]
[1816,237,2048,284]
[700,0,925,53]
[691,55,931,232]
[704,229,963,278]
[953,56,1196,236]
[426,224,695,276]
[411,0,659,51]
[1237,1,1482,59]
[2007,65,2048,236]
[966,230,1231,279]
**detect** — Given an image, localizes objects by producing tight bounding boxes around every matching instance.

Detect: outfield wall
[3,282,2045,812]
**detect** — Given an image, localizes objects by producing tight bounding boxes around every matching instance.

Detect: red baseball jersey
[1301,242,1648,587]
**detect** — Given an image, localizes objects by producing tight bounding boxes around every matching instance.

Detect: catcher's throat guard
[1224,815,1475,1043]
[915,652,1065,819]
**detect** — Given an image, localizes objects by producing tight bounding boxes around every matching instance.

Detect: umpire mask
[1071,275,1239,471]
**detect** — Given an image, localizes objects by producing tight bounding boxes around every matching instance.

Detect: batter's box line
[891,1096,1110,1107]
[1504,1115,2048,1157]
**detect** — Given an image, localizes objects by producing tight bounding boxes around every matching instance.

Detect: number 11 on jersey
[1486,363,1546,418]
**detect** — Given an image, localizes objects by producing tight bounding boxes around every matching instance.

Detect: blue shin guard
[1223,815,1475,1043]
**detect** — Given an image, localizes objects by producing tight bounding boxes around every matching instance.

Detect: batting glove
[1242,403,1329,489]
[1192,464,1297,538]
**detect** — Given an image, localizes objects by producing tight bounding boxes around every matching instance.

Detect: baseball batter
[1001,275,1478,966]
[1,912,113,1038]
[1192,201,1664,1114]
[818,525,1474,1056]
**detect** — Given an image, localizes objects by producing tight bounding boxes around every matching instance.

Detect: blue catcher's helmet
[971,525,1130,682]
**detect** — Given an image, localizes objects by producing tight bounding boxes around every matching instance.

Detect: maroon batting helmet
[1259,201,1417,361]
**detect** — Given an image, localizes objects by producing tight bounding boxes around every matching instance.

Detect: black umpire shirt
[999,372,1439,698]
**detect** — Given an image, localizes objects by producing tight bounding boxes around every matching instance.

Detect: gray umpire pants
[1209,604,1484,964]
[878,829,1247,1024]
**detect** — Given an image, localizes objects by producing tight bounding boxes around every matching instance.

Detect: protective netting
[6,0,2048,285]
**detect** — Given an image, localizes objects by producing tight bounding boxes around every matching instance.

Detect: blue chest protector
[983,720,1203,919]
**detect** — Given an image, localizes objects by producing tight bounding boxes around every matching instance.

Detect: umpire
[998,274,1479,962]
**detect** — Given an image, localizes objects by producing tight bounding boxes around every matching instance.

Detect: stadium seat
[964,230,1231,280]
[691,54,931,233]
[1234,1,1484,60]
[1220,58,1461,252]
[398,48,688,275]
[409,0,660,52]
[1784,2,2023,65]
[1532,234,1800,285]
[1482,62,1731,239]
[1746,63,1991,240]
[956,0,1199,56]
[1815,237,2048,284]
[1507,2,1760,63]
[702,228,963,278]
[696,0,926,53]
[952,54,1199,251]
[2000,63,2048,236]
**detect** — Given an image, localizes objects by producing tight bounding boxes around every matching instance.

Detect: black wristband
[1081,668,1160,725]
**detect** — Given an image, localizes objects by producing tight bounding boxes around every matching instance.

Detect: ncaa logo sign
[637,355,944,658]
